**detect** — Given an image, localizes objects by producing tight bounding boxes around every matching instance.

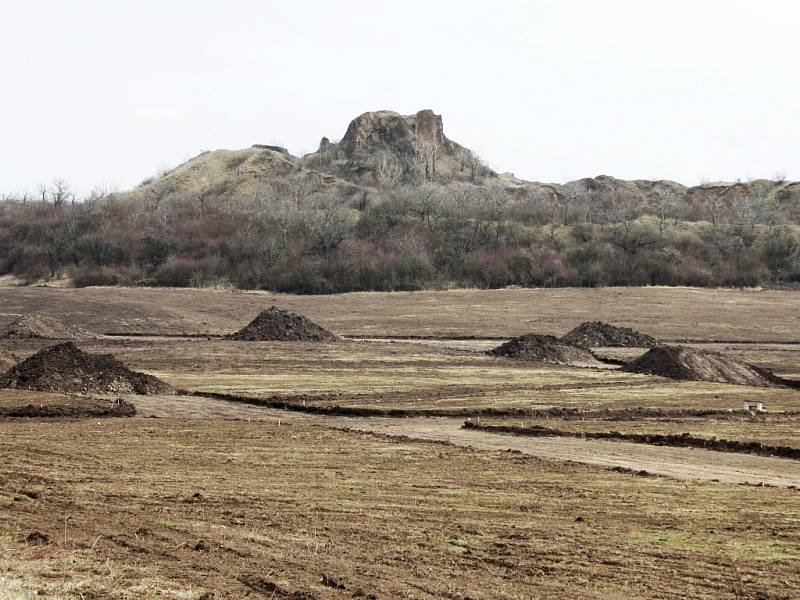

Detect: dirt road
[132,394,800,488]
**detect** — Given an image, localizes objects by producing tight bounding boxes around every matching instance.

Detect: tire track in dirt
[131,395,800,488]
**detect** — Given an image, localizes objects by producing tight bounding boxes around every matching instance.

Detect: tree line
[1,175,798,292]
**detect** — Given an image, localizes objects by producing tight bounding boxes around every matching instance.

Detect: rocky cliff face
[304,109,490,186]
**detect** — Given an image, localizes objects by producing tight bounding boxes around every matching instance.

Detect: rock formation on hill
[622,345,787,388]
[119,108,800,210]
[230,307,339,342]
[302,109,490,185]
[0,342,171,395]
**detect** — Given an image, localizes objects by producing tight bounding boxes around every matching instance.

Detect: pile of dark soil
[561,321,657,347]
[0,314,94,340]
[487,334,603,366]
[0,342,171,395]
[0,348,17,371]
[230,306,339,342]
[0,397,136,418]
[622,345,786,387]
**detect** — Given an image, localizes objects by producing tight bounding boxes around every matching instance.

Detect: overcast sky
[1,0,797,195]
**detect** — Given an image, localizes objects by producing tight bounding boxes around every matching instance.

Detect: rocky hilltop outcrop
[120,108,799,210]
[303,109,489,186]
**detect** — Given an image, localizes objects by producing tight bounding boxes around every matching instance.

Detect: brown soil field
[2,286,800,598]
[1,419,799,599]
[1,285,800,340]
[8,337,798,413]
[124,394,800,486]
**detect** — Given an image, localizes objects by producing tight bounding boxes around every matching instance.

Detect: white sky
[1,0,798,194]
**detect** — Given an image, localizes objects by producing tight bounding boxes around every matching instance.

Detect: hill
[128,145,362,204]
[1,108,799,293]
[119,109,800,211]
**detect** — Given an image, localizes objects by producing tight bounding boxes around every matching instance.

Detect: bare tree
[49,179,75,207]
[477,184,510,246]
[85,184,118,203]
[705,191,727,228]
[255,237,286,270]
[35,179,75,206]
[458,148,484,182]
[400,184,445,230]
[606,190,645,226]
[554,182,582,226]
[728,194,759,227]
[651,189,678,234]
[727,193,763,246]
[605,191,657,259]
[280,171,317,205]
[516,186,553,224]
[305,196,354,258]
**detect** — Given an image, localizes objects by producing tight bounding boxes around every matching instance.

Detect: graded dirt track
[130,395,800,487]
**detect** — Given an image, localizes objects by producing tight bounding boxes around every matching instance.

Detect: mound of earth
[561,321,657,347]
[0,348,17,371]
[0,391,136,418]
[0,342,171,395]
[488,334,604,366]
[230,307,339,342]
[0,314,94,340]
[622,345,785,387]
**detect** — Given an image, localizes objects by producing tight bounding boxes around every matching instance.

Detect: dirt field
[2,286,800,598]
[1,285,800,340]
[2,419,799,600]
[7,337,799,414]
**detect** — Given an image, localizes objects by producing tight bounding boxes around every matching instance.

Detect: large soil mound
[0,342,171,395]
[488,334,604,366]
[0,314,94,340]
[561,321,656,347]
[623,345,784,387]
[230,307,339,342]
